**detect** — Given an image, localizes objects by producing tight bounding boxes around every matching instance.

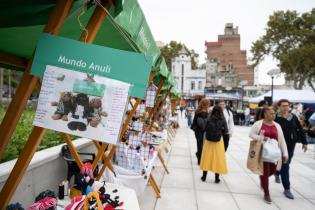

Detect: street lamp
[239,80,248,109]
[267,69,281,104]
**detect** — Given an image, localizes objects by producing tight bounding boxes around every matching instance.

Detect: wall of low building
[0,138,97,208]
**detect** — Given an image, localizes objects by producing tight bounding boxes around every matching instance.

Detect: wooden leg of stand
[149,175,161,198]
[92,143,107,170]
[158,150,169,174]
[0,127,46,209]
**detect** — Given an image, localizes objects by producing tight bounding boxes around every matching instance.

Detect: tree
[251,9,315,91]
[160,41,199,70]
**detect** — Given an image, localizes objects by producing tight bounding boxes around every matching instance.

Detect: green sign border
[31,33,153,98]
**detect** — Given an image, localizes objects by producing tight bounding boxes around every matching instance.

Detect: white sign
[33,65,130,144]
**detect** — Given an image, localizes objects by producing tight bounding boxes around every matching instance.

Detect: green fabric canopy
[0,0,176,93]
[167,73,176,87]
[0,0,161,70]
[157,58,169,78]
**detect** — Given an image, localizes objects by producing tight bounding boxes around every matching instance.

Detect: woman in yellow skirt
[200,105,228,183]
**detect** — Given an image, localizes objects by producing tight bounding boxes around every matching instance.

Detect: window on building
[181,64,184,92]
[191,81,195,90]
[198,81,202,90]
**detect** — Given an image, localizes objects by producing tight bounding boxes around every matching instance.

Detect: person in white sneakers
[218,100,234,151]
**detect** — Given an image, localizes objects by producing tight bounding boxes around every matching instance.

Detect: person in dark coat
[200,106,228,183]
[274,99,308,199]
[191,99,210,165]
[254,100,269,122]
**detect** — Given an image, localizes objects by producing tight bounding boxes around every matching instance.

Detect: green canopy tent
[0,0,164,206]
[0,0,161,70]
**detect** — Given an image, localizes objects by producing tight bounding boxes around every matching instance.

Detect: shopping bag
[263,138,281,163]
[246,140,263,175]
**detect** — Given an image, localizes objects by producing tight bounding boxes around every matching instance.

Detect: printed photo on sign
[33,65,130,144]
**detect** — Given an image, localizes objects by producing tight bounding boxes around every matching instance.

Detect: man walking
[275,99,308,199]
[244,105,251,126]
[218,100,234,151]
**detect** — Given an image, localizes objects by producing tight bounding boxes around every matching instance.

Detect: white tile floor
[138,117,315,210]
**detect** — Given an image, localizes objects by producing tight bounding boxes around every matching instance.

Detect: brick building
[205,23,254,86]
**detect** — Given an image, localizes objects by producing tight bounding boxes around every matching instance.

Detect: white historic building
[171,48,206,97]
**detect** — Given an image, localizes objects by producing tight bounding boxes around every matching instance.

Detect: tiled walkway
[139,117,315,210]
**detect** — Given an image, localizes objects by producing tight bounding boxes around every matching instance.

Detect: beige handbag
[247,140,264,175]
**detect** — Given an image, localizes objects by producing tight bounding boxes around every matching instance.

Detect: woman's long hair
[196,99,210,114]
[211,105,224,120]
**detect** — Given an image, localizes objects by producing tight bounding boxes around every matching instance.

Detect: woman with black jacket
[200,105,228,183]
[191,99,210,165]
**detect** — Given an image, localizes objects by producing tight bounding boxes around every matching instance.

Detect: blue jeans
[187,116,193,126]
[276,148,294,190]
[245,115,250,126]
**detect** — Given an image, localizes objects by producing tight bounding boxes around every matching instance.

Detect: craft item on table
[98,182,124,209]
[51,92,74,121]
[145,83,157,108]
[6,203,25,210]
[87,97,108,127]
[35,190,57,202]
[28,197,57,210]
[58,180,69,199]
[151,121,160,131]
[65,195,85,210]
[135,102,146,117]
[149,131,163,138]
[130,120,143,132]
[79,162,96,195]
[58,183,65,200]
[67,93,89,131]
[63,180,69,196]
[115,140,150,176]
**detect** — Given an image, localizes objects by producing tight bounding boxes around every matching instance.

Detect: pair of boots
[201,171,220,183]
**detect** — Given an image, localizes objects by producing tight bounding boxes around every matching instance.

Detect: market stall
[0,0,179,208]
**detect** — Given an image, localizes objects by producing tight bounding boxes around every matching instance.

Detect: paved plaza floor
[139,117,315,210]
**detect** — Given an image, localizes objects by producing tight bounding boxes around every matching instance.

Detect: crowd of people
[188,98,311,204]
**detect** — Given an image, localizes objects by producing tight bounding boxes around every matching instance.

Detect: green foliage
[251,8,315,90]
[0,107,67,163]
[160,41,199,70]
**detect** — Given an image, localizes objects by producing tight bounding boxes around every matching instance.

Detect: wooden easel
[133,79,174,179]
[93,70,164,198]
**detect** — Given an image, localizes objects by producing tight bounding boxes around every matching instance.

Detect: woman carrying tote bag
[200,106,228,183]
[249,106,288,204]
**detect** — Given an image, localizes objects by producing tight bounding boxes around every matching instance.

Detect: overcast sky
[138,0,315,85]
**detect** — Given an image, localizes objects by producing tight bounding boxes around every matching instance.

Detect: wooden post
[147,77,165,121]
[0,127,46,208]
[0,0,113,207]
[149,174,161,198]
[0,1,74,206]
[92,143,107,170]
[154,85,172,121]
[0,0,74,160]
[155,77,165,99]
[157,150,169,174]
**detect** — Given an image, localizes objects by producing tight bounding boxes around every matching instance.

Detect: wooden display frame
[0,0,176,206]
